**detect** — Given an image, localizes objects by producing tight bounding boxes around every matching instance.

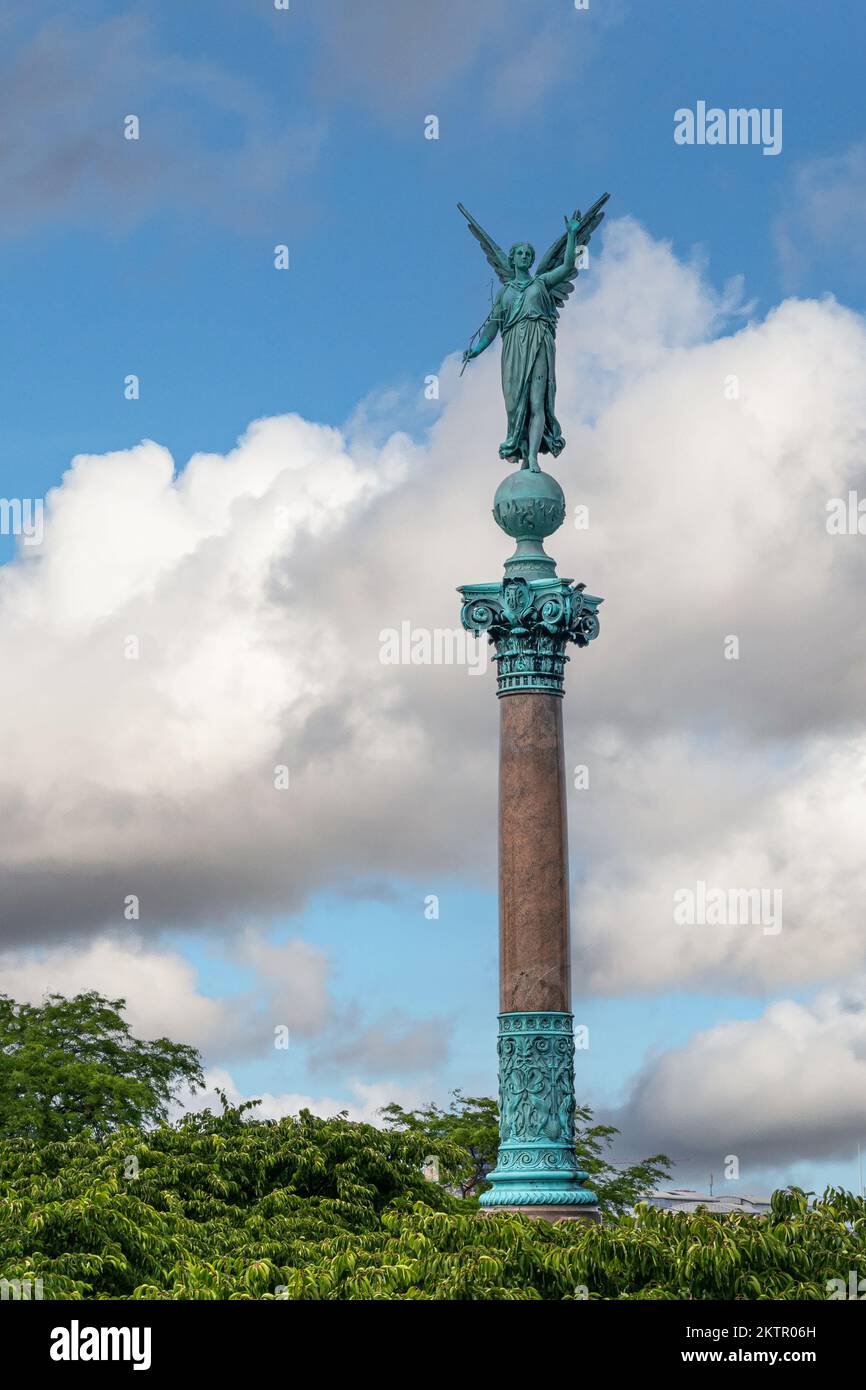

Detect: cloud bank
[3,219,865,1010]
[614,982,866,1171]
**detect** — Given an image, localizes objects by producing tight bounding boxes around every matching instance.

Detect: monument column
[459,467,602,1220]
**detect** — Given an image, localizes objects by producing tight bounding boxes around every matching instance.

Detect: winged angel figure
[459,193,609,471]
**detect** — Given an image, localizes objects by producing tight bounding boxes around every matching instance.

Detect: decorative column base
[479,1012,599,1217]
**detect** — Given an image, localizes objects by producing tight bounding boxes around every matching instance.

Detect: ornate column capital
[458,576,602,697]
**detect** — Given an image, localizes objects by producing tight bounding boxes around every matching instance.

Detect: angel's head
[508,242,535,274]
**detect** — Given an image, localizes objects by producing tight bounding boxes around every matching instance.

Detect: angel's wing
[457,203,511,284]
[536,192,610,308]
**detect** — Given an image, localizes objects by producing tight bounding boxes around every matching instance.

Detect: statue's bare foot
[527,458,540,473]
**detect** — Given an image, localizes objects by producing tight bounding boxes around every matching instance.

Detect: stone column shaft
[499,692,570,1014]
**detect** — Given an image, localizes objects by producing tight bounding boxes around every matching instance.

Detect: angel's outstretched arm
[540,222,579,287]
[465,289,504,361]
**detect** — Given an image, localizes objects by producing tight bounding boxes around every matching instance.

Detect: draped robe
[496,275,565,463]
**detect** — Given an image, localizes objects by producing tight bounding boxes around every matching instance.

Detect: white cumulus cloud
[614,982,866,1170]
[2,218,865,1011]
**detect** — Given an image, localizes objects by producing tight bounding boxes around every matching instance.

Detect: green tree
[379,1091,671,1214]
[0,1096,862,1300]
[0,991,204,1141]
[379,1091,499,1198]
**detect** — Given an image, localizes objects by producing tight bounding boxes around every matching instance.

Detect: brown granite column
[499,691,571,1014]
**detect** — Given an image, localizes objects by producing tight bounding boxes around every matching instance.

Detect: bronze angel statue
[459,193,609,472]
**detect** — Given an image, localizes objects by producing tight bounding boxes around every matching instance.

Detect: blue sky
[3,0,866,1199]
[4,0,866,507]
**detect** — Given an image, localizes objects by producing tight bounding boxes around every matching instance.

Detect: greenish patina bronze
[456,195,609,1220]
[458,467,602,696]
[459,577,602,697]
[459,194,609,472]
[479,1014,598,1209]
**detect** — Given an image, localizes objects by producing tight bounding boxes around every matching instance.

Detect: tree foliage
[0,992,204,1142]
[1,1096,863,1300]
[380,1091,500,1198]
